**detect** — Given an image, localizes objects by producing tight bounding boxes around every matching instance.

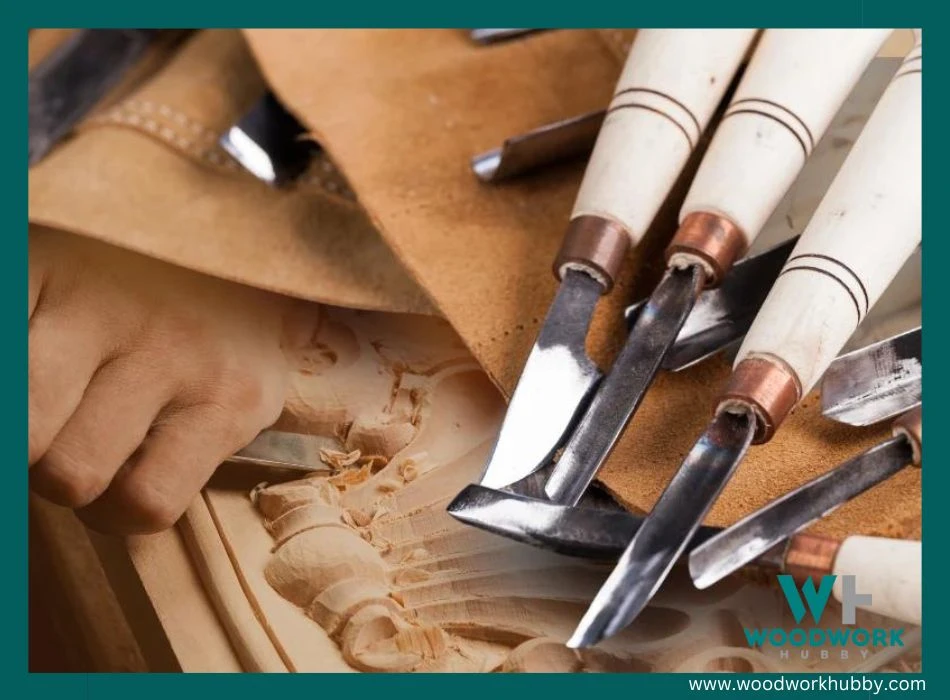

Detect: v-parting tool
[543,28,892,505]
[570,32,922,648]
[476,29,759,491]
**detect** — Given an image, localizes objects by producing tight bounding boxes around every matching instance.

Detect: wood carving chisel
[452,324,919,546]
[544,29,891,506]
[570,32,922,648]
[689,406,921,590]
[821,326,921,427]
[29,29,161,166]
[643,236,798,372]
[220,91,318,186]
[478,29,758,491]
[450,486,922,626]
[224,429,337,475]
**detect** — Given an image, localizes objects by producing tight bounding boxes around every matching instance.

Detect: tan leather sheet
[28,29,433,315]
[243,29,920,538]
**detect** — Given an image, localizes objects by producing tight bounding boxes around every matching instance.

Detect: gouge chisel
[689,406,920,590]
[545,29,891,505]
[477,29,757,491]
[570,32,922,647]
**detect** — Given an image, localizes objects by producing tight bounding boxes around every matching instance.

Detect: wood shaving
[320,448,362,470]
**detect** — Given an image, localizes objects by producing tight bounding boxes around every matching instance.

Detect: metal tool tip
[445,486,476,517]
[565,628,600,649]
[687,558,718,591]
[566,602,621,648]
[566,620,610,649]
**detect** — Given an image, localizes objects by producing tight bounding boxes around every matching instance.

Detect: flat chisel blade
[689,436,913,589]
[544,265,704,505]
[29,29,157,166]
[226,429,337,474]
[568,410,756,648]
[821,327,922,426]
[660,237,799,371]
[219,92,317,186]
[447,484,722,559]
[479,269,603,489]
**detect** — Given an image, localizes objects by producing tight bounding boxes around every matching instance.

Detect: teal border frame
[14,2,935,695]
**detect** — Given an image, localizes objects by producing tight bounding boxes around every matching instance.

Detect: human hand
[29,228,291,534]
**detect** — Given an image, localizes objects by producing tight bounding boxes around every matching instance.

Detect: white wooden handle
[735,33,921,395]
[832,536,921,626]
[572,29,757,245]
[681,29,890,247]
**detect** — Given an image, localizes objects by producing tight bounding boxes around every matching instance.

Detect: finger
[78,402,263,534]
[29,229,54,321]
[29,259,45,321]
[28,302,115,465]
[30,352,177,508]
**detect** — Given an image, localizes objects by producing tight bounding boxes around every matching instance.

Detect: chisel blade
[478,269,603,490]
[568,410,755,648]
[469,29,542,45]
[689,436,913,589]
[447,484,722,559]
[471,111,603,182]
[226,429,337,474]
[448,484,641,559]
[543,265,704,505]
[661,237,799,371]
[219,92,317,187]
[622,237,798,372]
[29,29,157,166]
[821,327,922,426]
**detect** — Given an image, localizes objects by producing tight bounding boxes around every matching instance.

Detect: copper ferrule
[784,533,840,582]
[718,356,801,444]
[893,406,923,466]
[665,212,748,288]
[554,215,631,292]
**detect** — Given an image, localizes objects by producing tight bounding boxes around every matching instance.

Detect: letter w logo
[777,575,836,624]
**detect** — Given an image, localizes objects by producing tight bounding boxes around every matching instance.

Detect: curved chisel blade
[479,270,603,490]
[544,266,704,505]
[568,410,756,648]
[821,327,922,426]
[447,484,723,559]
[689,436,913,589]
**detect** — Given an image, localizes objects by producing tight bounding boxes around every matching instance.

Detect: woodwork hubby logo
[743,575,905,662]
